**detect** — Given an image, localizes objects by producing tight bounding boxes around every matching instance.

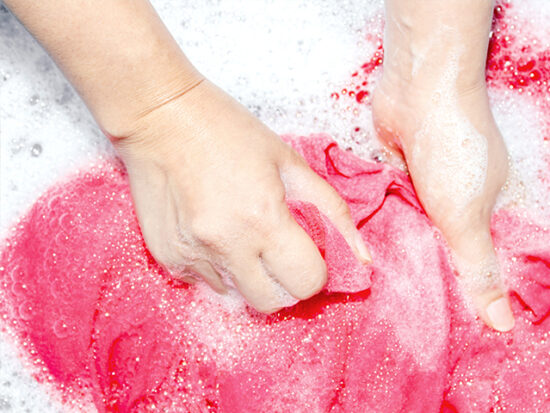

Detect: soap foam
[411,48,489,214]
[1,0,550,411]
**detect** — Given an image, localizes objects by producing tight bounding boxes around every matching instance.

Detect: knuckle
[294,265,328,300]
[150,247,178,268]
[148,248,167,265]
[241,209,265,232]
[144,236,171,264]
[189,215,222,246]
[241,197,286,237]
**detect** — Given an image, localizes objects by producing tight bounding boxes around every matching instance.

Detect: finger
[188,260,227,294]
[261,210,328,300]
[280,164,372,264]
[228,256,292,313]
[452,228,515,332]
[180,274,198,284]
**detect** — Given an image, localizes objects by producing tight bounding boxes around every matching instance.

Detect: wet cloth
[1,134,549,412]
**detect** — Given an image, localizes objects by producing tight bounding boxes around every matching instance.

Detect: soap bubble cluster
[1,0,550,411]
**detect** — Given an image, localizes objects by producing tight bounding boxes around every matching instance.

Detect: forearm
[4,0,202,136]
[383,0,495,92]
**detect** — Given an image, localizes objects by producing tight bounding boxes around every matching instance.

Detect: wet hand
[111,79,371,313]
[373,79,515,332]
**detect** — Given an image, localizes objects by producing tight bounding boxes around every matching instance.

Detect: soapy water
[1,0,550,411]
[1,134,550,412]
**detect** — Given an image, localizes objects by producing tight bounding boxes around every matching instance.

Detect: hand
[374,82,513,331]
[3,0,370,314]
[372,0,515,331]
[112,79,371,313]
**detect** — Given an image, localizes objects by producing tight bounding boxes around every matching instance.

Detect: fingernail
[354,232,372,264]
[486,297,515,332]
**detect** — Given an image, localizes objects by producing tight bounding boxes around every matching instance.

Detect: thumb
[452,229,515,332]
[280,163,372,265]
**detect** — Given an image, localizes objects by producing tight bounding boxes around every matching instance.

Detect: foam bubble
[411,50,489,213]
[492,90,550,215]
[1,0,550,410]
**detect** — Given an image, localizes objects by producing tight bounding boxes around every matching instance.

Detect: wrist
[94,60,205,140]
[5,0,205,140]
[106,77,218,166]
[382,0,494,95]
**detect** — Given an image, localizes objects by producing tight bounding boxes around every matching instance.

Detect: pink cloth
[1,135,549,412]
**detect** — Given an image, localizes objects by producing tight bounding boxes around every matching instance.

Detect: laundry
[1,134,549,412]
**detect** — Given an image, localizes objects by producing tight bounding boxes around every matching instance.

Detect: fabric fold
[1,135,549,412]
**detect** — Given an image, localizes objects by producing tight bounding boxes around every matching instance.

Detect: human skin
[373,0,515,331]
[4,0,371,312]
[5,0,515,332]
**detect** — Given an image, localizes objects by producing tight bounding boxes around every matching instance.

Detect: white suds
[412,49,489,213]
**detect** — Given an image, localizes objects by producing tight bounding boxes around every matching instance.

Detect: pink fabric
[1,135,549,412]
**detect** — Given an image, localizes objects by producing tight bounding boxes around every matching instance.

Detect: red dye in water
[486,3,550,95]
[2,1,550,412]
[333,42,384,107]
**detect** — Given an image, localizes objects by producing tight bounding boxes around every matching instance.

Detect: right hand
[111,79,371,313]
